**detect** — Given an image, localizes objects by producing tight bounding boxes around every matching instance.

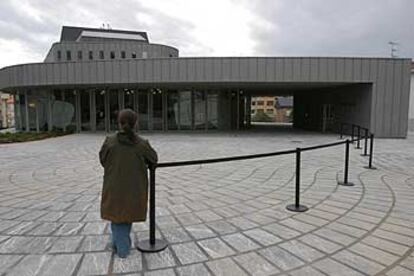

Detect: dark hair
[118,109,138,143]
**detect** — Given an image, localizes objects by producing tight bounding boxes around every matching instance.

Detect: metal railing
[137,124,377,253]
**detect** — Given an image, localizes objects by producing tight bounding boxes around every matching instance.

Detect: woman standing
[99,109,158,258]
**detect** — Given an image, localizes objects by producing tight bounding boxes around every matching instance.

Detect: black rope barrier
[138,128,374,253]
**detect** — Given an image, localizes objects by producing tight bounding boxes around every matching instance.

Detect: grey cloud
[246,0,414,58]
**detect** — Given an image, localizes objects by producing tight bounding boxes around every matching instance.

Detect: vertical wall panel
[284,58,293,81]
[399,60,411,136]
[318,58,329,82]
[178,59,187,82]
[153,59,162,82]
[292,58,301,81]
[231,58,240,81]
[170,59,179,82]
[344,59,353,81]
[222,58,231,81]
[162,60,169,82]
[375,59,386,135]
[275,58,284,81]
[265,58,276,81]
[383,60,394,135]
[257,58,266,82]
[361,60,370,81]
[391,59,402,136]
[300,58,311,82]
[187,59,196,81]
[239,58,249,80]
[309,58,318,81]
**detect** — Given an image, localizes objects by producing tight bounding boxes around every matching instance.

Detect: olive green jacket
[99,132,158,223]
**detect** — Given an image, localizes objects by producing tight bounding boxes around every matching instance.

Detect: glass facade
[167,91,179,130]
[14,88,245,133]
[179,91,192,130]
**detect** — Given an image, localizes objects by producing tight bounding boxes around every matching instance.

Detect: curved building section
[0,26,411,137]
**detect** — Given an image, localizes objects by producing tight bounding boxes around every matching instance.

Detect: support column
[236,90,240,130]
[118,89,125,110]
[61,91,66,132]
[162,90,167,131]
[134,89,139,131]
[247,94,252,128]
[148,90,153,131]
[205,90,208,131]
[104,90,110,132]
[24,90,29,132]
[177,92,181,130]
[35,99,40,133]
[90,90,96,132]
[47,90,53,131]
[76,90,81,133]
[191,90,195,130]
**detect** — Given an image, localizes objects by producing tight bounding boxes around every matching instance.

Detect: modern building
[0,26,411,137]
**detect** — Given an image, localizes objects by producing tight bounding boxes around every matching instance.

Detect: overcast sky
[0,0,413,68]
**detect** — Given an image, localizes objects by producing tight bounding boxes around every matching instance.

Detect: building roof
[276,96,293,108]
[60,26,149,42]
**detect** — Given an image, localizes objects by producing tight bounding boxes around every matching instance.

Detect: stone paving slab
[0,131,414,275]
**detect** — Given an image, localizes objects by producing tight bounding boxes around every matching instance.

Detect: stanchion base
[364,166,377,170]
[338,181,355,186]
[137,239,168,253]
[360,154,369,157]
[356,147,362,149]
[286,204,309,212]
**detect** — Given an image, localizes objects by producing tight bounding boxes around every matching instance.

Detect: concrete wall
[409,73,414,131]
[0,57,411,137]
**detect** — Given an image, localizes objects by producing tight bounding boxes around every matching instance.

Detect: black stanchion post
[286,148,309,212]
[338,139,355,186]
[137,165,168,253]
[364,133,377,170]
[361,129,369,156]
[356,126,362,149]
[351,124,355,143]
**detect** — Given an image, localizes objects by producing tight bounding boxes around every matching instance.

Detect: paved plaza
[0,130,413,276]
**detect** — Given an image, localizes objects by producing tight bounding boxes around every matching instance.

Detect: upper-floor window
[57,50,62,61]
[66,51,71,61]
[169,54,173,57]
[266,101,273,106]
[110,51,115,59]
[257,101,264,105]
[142,51,148,58]
[77,51,82,60]
[251,101,256,106]
[131,52,136,58]
[89,51,93,60]
[121,51,126,59]
[99,50,104,59]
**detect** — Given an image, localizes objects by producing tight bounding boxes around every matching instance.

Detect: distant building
[0,25,412,137]
[251,96,292,123]
[0,92,14,128]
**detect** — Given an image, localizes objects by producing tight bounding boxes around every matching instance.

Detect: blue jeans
[111,223,132,258]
